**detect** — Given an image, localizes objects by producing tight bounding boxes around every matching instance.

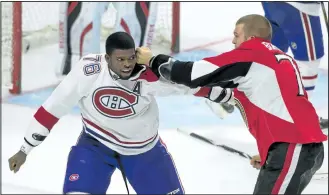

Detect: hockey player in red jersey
[8,32,230,194]
[137,14,327,194]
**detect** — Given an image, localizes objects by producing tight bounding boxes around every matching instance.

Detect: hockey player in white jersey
[8,32,231,194]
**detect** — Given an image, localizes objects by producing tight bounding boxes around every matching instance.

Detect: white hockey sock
[295,59,321,99]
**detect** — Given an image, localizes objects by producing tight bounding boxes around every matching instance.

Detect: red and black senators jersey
[169,38,327,165]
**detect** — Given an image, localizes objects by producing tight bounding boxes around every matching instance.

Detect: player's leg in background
[58,2,109,77]
[63,131,117,194]
[282,4,328,129]
[262,2,328,130]
[265,2,324,99]
[261,2,290,53]
[287,8,324,99]
[262,2,324,98]
[121,138,185,194]
[253,142,324,195]
[114,2,158,48]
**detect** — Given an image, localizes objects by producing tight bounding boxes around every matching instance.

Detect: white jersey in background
[21,53,231,156]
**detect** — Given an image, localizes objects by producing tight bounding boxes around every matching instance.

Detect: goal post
[11,2,22,94]
[2,2,22,94]
[171,2,180,53]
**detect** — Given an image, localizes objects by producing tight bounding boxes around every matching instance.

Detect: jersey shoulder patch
[81,54,102,76]
[83,63,101,76]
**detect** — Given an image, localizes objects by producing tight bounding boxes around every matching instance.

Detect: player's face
[232,24,246,48]
[106,49,137,79]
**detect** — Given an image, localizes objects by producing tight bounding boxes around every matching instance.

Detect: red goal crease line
[171,37,232,54]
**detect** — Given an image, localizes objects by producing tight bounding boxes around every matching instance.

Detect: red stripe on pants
[271,144,296,194]
[302,13,315,61]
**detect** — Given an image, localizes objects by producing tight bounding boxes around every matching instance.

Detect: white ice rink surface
[2,104,328,194]
[2,2,328,194]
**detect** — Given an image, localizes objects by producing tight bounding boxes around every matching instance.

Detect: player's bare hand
[8,150,27,173]
[136,47,153,65]
[250,154,261,170]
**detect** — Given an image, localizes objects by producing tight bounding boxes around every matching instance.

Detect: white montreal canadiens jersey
[22,53,210,155]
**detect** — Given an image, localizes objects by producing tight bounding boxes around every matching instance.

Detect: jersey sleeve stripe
[34,106,59,131]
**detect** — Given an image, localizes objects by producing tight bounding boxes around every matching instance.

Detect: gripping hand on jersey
[8,150,27,173]
[136,47,153,65]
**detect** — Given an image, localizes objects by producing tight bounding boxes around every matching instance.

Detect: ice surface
[2,104,328,194]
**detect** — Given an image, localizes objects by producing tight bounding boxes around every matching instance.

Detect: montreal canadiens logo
[69,174,79,181]
[92,87,138,118]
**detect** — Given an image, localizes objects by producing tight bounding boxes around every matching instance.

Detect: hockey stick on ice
[321,2,328,33]
[177,128,328,180]
[177,128,252,160]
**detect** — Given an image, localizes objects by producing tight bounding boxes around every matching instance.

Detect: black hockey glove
[149,54,176,81]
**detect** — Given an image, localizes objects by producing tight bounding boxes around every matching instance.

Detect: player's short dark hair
[105,31,135,55]
[236,14,272,41]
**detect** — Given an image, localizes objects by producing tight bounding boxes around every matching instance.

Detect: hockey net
[1,2,180,94]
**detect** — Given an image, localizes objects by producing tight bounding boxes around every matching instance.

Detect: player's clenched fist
[8,150,27,173]
[136,47,153,65]
[250,154,261,170]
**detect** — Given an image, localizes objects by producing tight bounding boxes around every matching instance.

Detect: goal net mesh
[1,2,176,94]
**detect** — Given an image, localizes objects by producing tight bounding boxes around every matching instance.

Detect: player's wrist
[149,54,171,69]
[20,140,34,155]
